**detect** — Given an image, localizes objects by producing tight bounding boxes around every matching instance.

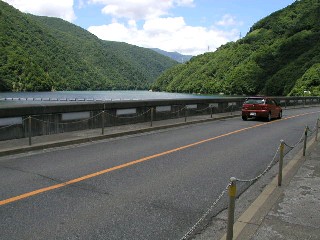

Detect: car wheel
[278,111,282,119]
[242,115,247,121]
[266,112,272,122]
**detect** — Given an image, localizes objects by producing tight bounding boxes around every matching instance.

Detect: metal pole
[28,116,32,146]
[303,126,308,156]
[210,107,213,118]
[278,140,284,186]
[226,177,237,240]
[101,111,105,135]
[184,107,187,122]
[316,119,319,142]
[150,107,154,127]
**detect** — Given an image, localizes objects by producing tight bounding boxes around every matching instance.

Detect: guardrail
[0,96,319,141]
[179,118,320,240]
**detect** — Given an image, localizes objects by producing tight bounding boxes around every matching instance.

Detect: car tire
[266,112,272,122]
[242,116,247,121]
[278,111,282,119]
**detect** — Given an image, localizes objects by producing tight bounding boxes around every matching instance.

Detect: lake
[0,90,226,106]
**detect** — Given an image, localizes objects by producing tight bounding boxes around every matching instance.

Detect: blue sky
[4,0,295,55]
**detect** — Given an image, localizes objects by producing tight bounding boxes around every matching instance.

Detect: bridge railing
[0,96,319,142]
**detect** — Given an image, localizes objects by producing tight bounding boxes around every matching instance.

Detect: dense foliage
[0,1,178,92]
[152,0,320,96]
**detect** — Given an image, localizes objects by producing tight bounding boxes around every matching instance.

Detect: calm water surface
[0,91,226,106]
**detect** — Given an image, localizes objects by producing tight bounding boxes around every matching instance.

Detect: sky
[3,0,296,55]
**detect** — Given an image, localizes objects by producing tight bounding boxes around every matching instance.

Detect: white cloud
[3,0,76,22]
[86,0,239,55]
[88,17,239,56]
[88,0,193,20]
[89,22,131,42]
[216,14,242,27]
[143,17,186,35]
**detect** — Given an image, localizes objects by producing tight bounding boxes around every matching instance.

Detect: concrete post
[28,116,32,146]
[278,140,284,186]
[226,177,237,240]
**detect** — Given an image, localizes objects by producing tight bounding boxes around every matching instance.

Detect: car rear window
[244,98,265,104]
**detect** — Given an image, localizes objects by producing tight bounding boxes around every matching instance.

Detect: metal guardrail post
[185,107,187,122]
[150,107,154,127]
[278,140,284,186]
[226,177,237,240]
[28,116,32,146]
[303,126,308,156]
[101,111,105,135]
[316,119,319,142]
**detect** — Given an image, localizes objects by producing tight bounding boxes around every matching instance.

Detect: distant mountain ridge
[151,48,193,63]
[0,1,178,92]
[152,0,320,96]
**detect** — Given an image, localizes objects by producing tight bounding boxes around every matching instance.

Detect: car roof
[246,96,274,100]
[247,96,266,98]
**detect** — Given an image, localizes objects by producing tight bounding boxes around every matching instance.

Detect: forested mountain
[151,48,193,63]
[0,1,178,92]
[152,0,320,96]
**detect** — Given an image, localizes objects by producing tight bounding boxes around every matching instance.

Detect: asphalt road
[0,106,319,240]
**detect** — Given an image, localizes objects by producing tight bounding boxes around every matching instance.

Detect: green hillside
[0,1,178,92]
[152,0,320,96]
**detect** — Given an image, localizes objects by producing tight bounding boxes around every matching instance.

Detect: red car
[242,97,282,121]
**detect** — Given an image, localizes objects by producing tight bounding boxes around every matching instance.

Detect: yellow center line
[1,111,319,206]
